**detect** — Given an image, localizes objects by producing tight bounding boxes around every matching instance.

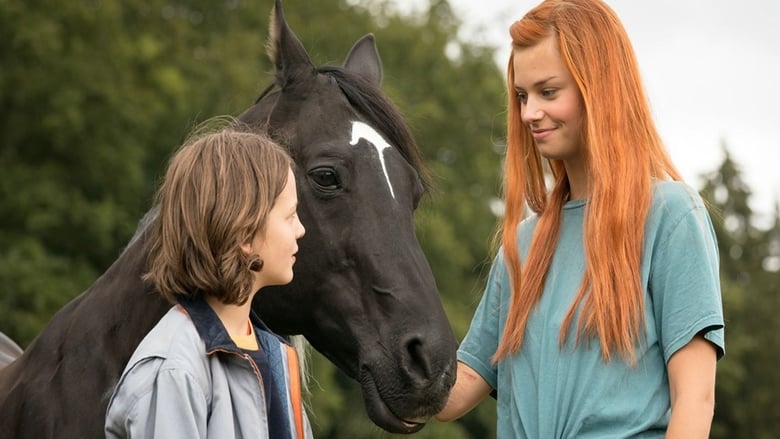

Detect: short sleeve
[457,252,508,389]
[650,200,725,363]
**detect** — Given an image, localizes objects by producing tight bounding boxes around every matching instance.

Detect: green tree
[700,145,780,438]
[0,0,271,345]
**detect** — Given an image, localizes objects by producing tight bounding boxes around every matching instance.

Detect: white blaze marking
[349,121,396,199]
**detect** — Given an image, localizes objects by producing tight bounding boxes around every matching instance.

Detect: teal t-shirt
[458,181,725,438]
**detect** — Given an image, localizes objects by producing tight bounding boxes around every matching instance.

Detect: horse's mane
[124,204,159,252]
[317,65,431,192]
[0,331,23,369]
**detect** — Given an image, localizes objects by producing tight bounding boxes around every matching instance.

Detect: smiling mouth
[531,128,555,141]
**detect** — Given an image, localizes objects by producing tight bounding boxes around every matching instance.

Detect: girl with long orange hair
[436,0,724,437]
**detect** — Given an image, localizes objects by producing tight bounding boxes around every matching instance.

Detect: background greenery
[0,0,777,437]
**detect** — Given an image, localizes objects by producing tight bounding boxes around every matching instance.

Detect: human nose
[296,218,306,239]
[521,96,543,125]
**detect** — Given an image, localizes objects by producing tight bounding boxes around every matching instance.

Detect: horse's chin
[358,369,447,435]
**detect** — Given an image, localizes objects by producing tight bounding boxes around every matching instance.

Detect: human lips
[531,127,555,141]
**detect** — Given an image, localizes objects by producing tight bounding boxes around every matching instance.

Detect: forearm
[436,361,492,422]
[665,396,714,438]
[665,334,717,439]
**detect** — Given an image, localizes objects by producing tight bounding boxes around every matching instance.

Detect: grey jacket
[104,299,312,439]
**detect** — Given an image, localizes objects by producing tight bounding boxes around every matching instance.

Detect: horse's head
[237,1,457,433]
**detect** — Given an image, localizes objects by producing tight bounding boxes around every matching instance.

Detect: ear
[267,0,316,89]
[240,242,252,255]
[344,34,383,86]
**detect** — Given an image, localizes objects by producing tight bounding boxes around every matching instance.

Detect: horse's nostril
[405,336,433,381]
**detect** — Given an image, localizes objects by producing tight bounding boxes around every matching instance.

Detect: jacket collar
[177,296,277,354]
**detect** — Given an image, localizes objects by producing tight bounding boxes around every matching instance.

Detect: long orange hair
[493,0,682,363]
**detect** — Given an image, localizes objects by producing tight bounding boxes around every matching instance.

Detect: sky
[392,0,780,226]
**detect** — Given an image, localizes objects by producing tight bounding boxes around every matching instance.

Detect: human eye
[515,90,527,104]
[541,88,558,98]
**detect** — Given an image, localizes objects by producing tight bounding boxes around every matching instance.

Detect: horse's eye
[308,167,341,191]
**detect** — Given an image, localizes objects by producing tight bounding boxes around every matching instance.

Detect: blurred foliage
[0,0,777,437]
[700,147,780,438]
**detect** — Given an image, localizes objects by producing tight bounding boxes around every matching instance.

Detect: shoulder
[651,180,706,214]
[130,307,204,360]
[647,180,712,233]
[644,180,719,265]
[119,306,210,390]
[108,308,211,417]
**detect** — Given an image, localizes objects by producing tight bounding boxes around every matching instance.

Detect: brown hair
[144,119,293,305]
[494,0,682,363]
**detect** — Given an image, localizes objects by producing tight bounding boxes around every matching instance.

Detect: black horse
[0,1,457,437]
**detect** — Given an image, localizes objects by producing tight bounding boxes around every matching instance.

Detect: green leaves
[0,237,96,345]
[700,143,780,438]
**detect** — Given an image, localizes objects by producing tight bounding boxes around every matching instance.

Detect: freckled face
[513,35,586,166]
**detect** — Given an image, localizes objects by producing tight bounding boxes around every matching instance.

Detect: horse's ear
[344,34,383,86]
[267,0,316,88]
